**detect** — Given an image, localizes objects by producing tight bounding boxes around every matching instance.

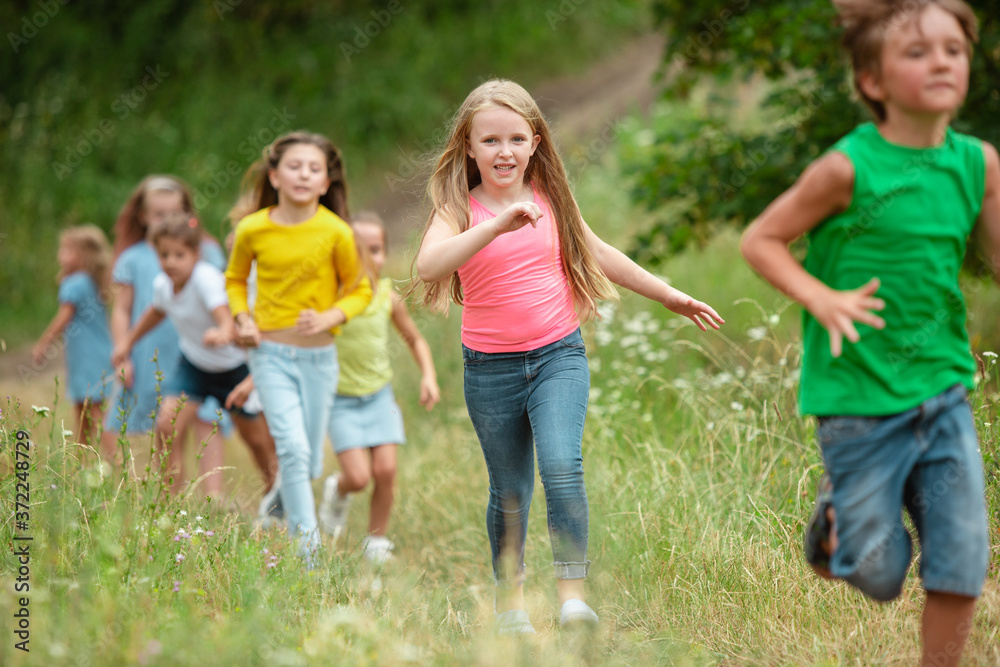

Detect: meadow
[1,138,998,665]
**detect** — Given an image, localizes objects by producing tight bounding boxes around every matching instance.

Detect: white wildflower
[730,401,744,411]
[747,326,767,341]
[31,405,50,416]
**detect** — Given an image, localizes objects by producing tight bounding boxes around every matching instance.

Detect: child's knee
[372,460,396,486]
[341,467,370,492]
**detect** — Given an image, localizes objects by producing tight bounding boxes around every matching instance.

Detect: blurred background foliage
[0,0,648,345]
[625,0,1000,259]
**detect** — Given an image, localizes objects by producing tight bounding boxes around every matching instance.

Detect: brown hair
[60,224,112,303]
[230,131,350,223]
[113,175,195,259]
[147,213,202,253]
[833,0,978,121]
[409,79,617,319]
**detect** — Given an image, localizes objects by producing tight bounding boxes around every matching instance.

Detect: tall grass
[1,127,998,666]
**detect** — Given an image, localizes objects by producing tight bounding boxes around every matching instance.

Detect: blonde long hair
[411,79,617,319]
[61,224,112,303]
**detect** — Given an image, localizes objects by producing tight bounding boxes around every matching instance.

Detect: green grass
[2,143,999,665]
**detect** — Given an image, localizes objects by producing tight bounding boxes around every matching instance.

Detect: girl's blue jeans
[249,340,338,556]
[463,328,592,585]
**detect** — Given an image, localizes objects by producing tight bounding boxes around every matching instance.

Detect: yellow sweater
[225,205,372,335]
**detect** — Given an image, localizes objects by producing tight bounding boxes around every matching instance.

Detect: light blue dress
[105,239,233,434]
[59,272,113,403]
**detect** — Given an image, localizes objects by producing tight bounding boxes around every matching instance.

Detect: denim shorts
[162,354,259,418]
[816,384,989,600]
[329,383,406,453]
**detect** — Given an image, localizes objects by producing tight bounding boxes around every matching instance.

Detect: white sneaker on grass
[318,473,351,538]
[559,599,598,628]
[361,535,395,564]
[495,608,536,635]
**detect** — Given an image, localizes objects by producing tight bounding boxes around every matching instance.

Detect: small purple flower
[176,553,185,562]
[172,581,181,592]
[205,531,215,537]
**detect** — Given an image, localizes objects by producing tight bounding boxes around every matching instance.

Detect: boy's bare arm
[974,142,1000,280]
[740,151,885,357]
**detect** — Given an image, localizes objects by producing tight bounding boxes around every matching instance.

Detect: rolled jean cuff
[493,566,526,589]
[553,560,590,580]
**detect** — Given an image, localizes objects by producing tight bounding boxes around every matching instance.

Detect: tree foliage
[628,0,1000,260]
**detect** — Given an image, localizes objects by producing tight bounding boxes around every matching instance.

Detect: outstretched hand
[808,277,885,357]
[493,201,543,236]
[662,292,725,331]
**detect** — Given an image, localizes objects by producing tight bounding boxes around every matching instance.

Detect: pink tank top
[458,188,580,352]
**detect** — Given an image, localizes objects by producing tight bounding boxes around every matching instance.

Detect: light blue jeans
[248,340,338,556]
[463,328,591,585]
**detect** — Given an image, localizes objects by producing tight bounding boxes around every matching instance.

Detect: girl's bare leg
[368,444,397,536]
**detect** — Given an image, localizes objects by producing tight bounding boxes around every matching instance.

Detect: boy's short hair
[833,0,978,121]
[147,213,202,251]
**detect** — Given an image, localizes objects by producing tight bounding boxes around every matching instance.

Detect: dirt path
[0,32,666,408]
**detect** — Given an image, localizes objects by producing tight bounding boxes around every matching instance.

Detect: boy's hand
[203,327,230,347]
[234,316,261,348]
[808,277,886,357]
[419,376,440,411]
[225,379,252,410]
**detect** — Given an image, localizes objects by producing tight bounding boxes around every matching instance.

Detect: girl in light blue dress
[33,225,114,452]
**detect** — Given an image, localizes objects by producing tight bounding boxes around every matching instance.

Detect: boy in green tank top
[741,1,998,663]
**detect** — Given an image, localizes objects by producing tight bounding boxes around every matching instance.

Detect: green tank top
[800,123,985,416]
[336,277,394,397]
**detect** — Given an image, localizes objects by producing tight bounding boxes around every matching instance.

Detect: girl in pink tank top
[411,79,724,634]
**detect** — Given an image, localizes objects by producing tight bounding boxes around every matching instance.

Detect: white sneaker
[495,608,536,635]
[318,474,351,537]
[559,599,599,628]
[256,478,284,530]
[362,535,395,564]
